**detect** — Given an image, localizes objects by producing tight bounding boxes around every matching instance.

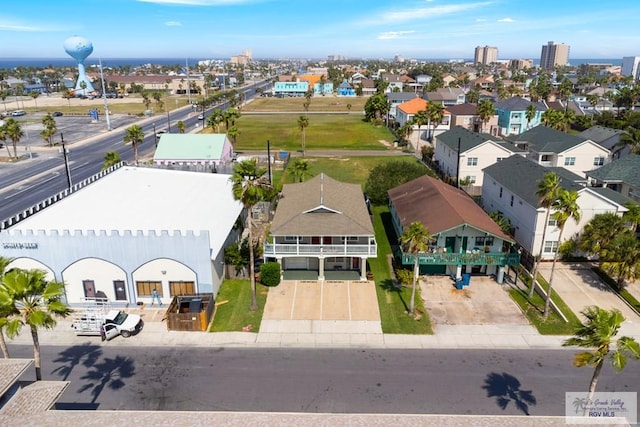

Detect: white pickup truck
[71,309,144,340]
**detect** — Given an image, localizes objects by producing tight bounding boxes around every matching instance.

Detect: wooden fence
[165,293,215,332]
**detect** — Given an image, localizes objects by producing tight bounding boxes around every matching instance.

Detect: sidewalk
[7,307,569,350]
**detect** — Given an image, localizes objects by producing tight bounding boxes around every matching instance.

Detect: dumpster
[461,273,471,287]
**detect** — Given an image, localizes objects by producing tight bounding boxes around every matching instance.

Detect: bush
[364,160,432,205]
[258,262,281,287]
[395,268,414,285]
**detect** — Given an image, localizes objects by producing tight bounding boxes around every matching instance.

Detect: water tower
[63,35,95,95]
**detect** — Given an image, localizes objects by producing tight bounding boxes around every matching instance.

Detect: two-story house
[263,174,377,281]
[495,97,545,135]
[423,87,466,106]
[388,175,518,282]
[387,92,418,122]
[586,154,640,203]
[505,126,610,178]
[381,73,403,93]
[446,103,499,135]
[482,155,630,261]
[434,126,522,195]
[579,126,626,159]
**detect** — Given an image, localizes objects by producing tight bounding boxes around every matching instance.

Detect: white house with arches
[0,166,242,306]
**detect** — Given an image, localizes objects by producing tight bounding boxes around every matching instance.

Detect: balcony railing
[263,242,377,257]
[399,250,520,267]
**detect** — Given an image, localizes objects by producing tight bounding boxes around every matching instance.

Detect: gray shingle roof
[505,125,590,154]
[436,126,496,153]
[270,174,374,236]
[387,92,418,102]
[589,186,632,207]
[483,155,585,207]
[586,154,640,187]
[494,97,545,111]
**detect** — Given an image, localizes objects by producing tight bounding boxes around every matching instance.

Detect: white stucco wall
[62,258,127,303]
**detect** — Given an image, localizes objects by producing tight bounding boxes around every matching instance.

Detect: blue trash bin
[462,273,471,287]
[455,278,464,290]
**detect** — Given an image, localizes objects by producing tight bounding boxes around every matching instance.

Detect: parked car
[12,110,26,116]
[52,111,63,117]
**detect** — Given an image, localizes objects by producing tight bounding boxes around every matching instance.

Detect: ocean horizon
[0,57,624,69]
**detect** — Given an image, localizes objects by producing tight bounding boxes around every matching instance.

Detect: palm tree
[30,90,40,111]
[426,101,445,142]
[3,118,23,160]
[230,160,271,311]
[399,221,434,317]
[40,113,57,147]
[290,158,312,182]
[562,306,640,409]
[578,213,627,260]
[123,124,145,164]
[0,256,15,359]
[413,110,429,147]
[543,189,581,317]
[525,104,537,129]
[102,151,121,170]
[529,172,561,298]
[0,268,71,380]
[476,99,495,133]
[62,89,73,111]
[227,125,240,144]
[623,201,640,233]
[177,120,186,134]
[614,126,640,155]
[297,115,309,156]
[600,233,640,290]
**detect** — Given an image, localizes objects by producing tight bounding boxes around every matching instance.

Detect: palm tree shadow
[77,355,135,404]
[51,343,103,381]
[482,372,537,415]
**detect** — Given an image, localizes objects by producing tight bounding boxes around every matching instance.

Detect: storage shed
[165,293,215,332]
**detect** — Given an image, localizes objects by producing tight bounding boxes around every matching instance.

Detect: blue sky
[2,0,639,60]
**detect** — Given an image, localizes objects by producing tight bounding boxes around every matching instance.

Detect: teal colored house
[273,81,308,97]
[495,97,545,136]
[153,134,235,166]
[313,82,334,96]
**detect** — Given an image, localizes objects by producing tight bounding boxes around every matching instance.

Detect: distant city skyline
[2,0,639,60]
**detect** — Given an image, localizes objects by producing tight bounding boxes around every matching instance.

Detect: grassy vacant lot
[17,95,191,116]
[244,96,367,113]
[210,279,268,332]
[230,114,394,152]
[279,155,418,186]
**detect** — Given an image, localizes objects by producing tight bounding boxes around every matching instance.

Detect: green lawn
[510,270,581,335]
[229,114,394,152]
[371,205,433,334]
[209,279,268,332]
[279,155,418,187]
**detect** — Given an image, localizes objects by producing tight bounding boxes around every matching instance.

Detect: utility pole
[99,58,111,131]
[60,133,72,189]
[456,137,461,189]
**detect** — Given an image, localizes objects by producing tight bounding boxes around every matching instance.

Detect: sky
[1,0,640,60]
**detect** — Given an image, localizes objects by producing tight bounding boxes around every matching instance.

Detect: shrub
[364,160,432,205]
[395,268,414,285]
[259,262,281,287]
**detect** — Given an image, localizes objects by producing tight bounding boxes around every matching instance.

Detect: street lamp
[59,133,72,189]
[152,123,157,148]
[99,58,111,131]
[166,110,171,133]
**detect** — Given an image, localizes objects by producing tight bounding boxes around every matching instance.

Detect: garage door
[285,258,308,270]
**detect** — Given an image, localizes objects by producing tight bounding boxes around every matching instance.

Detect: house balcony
[263,242,377,258]
[399,250,520,267]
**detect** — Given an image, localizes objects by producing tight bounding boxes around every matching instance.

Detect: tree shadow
[51,343,103,381]
[482,372,537,415]
[77,355,135,404]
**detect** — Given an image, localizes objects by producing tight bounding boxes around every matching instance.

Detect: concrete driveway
[420,275,529,326]
[538,262,640,339]
[261,280,382,335]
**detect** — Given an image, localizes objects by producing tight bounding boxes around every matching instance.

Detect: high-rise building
[622,56,640,80]
[474,46,498,65]
[539,41,570,69]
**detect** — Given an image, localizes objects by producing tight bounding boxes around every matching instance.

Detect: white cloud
[164,21,182,26]
[377,30,415,40]
[475,18,487,22]
[362,2,494,25]
[497,17,515,23]
[0,20,61,32]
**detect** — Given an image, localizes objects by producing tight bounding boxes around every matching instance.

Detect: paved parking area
[539,262,640,338]
[263,280,380,321]
[420,275,529,326]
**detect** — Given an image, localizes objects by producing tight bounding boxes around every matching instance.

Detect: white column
[497,266,505,284]
[360,257,367,281]
[318,257,325,281]
[455,265,462,280]
[276,257,283,280]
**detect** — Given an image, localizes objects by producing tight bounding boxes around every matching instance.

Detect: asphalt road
[7,344,640,415]
[0,81,270,223]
